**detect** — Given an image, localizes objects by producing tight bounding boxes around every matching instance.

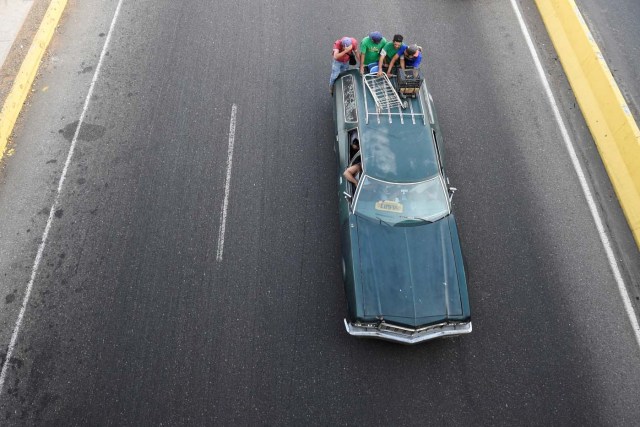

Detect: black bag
[348,53,357,66]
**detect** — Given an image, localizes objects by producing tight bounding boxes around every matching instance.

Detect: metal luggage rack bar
[363,73,404,111]
[362,74,427,125]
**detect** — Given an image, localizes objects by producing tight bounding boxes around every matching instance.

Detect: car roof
[360,116,438,183]
[350,70,439,183]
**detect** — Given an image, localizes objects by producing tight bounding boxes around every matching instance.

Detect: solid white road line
[0,0,126,395]
[216,104,238,262]
[510,0,640,348]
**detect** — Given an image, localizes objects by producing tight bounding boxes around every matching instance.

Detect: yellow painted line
[0,0,68,161]
[535,0,640,247]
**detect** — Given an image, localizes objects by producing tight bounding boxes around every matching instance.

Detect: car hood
[355,215,463,327]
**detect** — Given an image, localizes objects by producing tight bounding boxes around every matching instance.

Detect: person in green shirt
[377,34,406,77]
[359,31,387,74]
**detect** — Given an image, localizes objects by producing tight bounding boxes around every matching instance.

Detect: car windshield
[354,175,449,225]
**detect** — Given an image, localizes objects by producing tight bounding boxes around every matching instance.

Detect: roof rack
[363,74,404,111]
[362,74,427,125]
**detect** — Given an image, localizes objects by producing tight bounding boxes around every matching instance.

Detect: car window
[353,175,449,224]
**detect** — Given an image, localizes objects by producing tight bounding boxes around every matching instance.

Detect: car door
[338,131,360,301]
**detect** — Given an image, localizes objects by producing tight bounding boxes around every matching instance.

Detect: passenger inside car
[348,129,360,158]
[344,154,362,187]
[344,130,362,190]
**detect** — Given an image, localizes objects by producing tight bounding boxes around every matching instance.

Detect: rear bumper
[344,319,472,344]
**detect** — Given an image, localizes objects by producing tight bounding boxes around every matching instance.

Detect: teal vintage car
[332,69,471,344]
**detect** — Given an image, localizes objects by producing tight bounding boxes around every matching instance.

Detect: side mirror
[448,187,457,202]
[344,191,355,211]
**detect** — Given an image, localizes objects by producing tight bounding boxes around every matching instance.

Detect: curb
[0,0,68,162]
[535,0,640,248]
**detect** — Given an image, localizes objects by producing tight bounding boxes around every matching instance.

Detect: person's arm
[413,51,422,68]
[343,164,362,185]
[386,54,399,76]
[351,40,359,66]
[334,44,352,60]
[359,52,366,74]
[376,49,387,76]
[399,55,405,70]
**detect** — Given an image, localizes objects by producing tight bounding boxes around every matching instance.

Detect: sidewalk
[0,0,51,159]
[0,0,35,69]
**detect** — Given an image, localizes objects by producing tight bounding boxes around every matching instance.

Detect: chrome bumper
[344,319,472,344]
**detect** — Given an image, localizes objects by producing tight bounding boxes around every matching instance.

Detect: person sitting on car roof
[330,36,359,95]
[401,44,423,70]
[359,31,387,74]
[376,34,406,77]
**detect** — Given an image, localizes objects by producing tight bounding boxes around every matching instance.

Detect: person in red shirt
[330,37,358,95]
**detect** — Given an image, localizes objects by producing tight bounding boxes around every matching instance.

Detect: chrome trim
[344,319,472,344]
[352,174,452,218]
[363,75,370,124]
[361,73,426,125]
[341,74,358,123]
[425,83,435,124]
[418,82,427,126]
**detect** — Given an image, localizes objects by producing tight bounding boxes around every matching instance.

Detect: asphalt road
[0,0,639,425]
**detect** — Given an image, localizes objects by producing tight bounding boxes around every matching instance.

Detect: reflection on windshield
[354,175,449,224]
